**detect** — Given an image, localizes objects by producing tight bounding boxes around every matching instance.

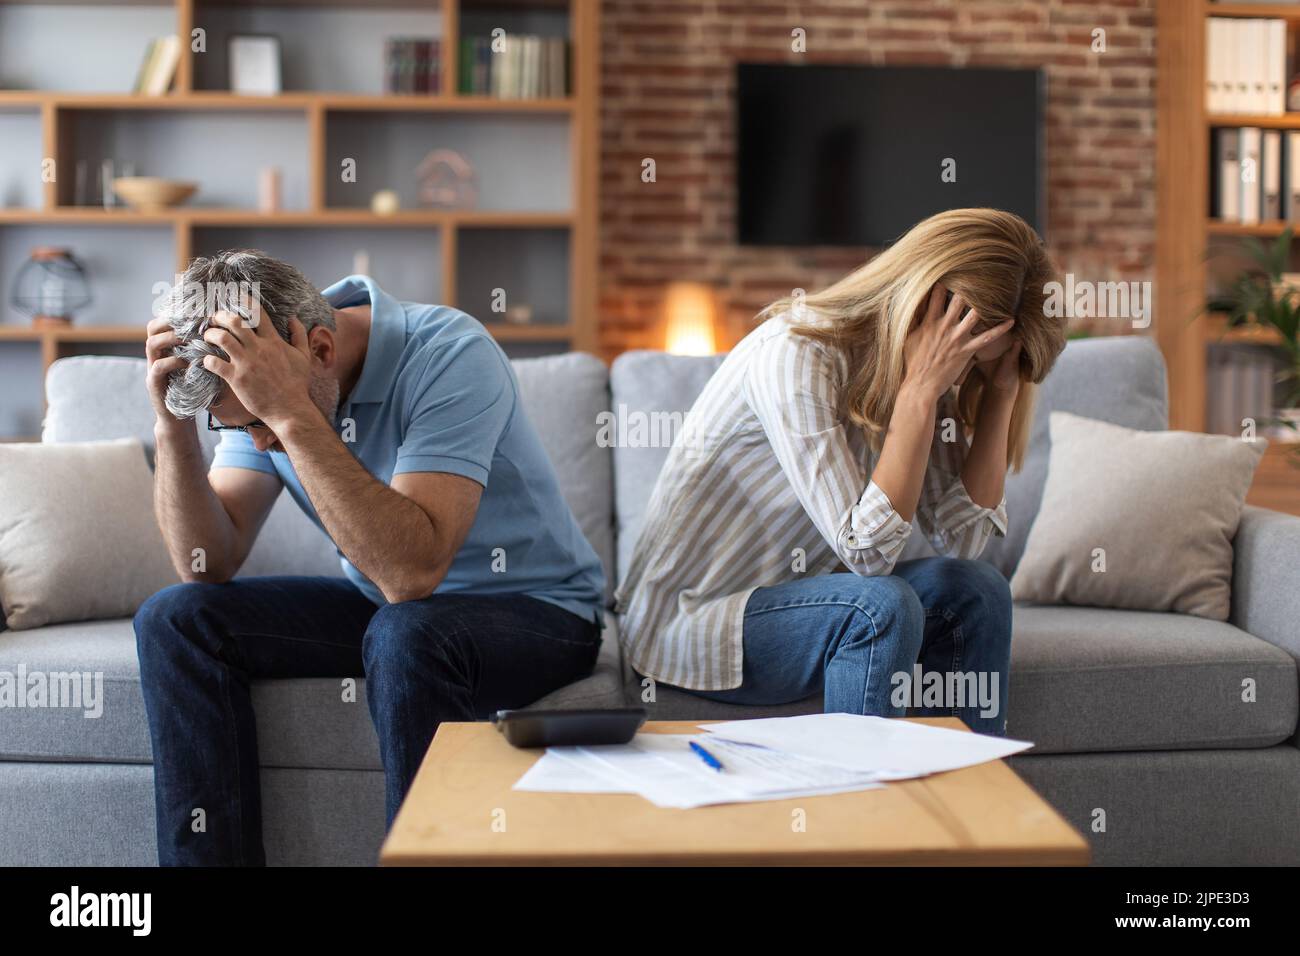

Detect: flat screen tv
[737,63,1045,247]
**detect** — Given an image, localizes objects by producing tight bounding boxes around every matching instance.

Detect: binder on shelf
[1245,20,1263,113]
[1240,127,1262,225]
[1208,17,1289,116]
[1234,19,1252,112]
[1287,131,1300,221]
[1223,18,1240,113]
[1263,129,1283,221]
[1267,19,1287,115]
[1215,128,1241,222]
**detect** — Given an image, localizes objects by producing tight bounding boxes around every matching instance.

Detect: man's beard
[309,376,341,425]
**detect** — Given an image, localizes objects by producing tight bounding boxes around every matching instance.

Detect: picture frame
[229,34,281,96]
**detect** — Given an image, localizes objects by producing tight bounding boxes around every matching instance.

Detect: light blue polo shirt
[211,275,605,623]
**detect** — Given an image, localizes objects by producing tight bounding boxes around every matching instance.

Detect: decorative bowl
[112,177,197,212]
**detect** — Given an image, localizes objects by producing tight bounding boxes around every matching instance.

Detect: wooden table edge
[378,718,1092,867]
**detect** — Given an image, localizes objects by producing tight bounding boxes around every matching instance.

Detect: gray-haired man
[136,250,605,865]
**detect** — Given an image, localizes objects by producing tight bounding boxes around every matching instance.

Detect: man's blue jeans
[691,557,1013,735]
[134,576,601,866]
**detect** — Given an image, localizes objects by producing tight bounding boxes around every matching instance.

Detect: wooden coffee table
[380,717,1090,866]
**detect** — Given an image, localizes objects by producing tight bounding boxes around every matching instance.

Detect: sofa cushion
[0,613,625,769]
[511,353,616,602]
[609,351,726,582]
[609,603,1298,754]
[1006,605,1298,754]
[0,439,179,629]
[1010,412,1264,621]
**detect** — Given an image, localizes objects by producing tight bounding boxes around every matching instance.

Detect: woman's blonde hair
[762,208,1068,473]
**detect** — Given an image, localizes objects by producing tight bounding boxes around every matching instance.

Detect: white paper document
[515,734,882,809]
[701,714,1033,780]
[582,734,883,808]
[513,748,632,794]
[514,715,1033,809]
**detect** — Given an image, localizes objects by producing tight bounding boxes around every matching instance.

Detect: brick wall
[596,0,1156,359]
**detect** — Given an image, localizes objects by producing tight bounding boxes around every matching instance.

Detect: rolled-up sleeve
[743,334,910,575]
[917,390,1009,559]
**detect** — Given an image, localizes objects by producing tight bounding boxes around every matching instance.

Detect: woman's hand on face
[977,339,1024,396]
[901,284,1015,405]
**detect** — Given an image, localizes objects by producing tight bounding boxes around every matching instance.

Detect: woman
[615,208,1068,735]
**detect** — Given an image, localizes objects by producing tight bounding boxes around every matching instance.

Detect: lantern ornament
[10,248,91,328]
[415,149,478,210]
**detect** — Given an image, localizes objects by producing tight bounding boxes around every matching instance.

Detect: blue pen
[689,740,725,772]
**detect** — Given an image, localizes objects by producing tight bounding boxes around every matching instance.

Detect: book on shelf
[1206,17,1287,116]
[459,35,570,98]
[133,35,180,97]
[384,37,441,95]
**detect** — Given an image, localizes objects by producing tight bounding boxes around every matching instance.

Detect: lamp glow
[663,281,718,356]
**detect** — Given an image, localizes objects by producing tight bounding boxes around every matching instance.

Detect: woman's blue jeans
[691,557,1013,735]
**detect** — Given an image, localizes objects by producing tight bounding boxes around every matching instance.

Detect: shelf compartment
[0,223,174,327]
[192,3,442,95]
[324,110,570,212]
[455,225,569,328]
[0,3,175,94]
[57,108,310,209]
[191,225,445,306]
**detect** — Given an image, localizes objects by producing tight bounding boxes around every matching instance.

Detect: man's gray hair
[159,250,335,419]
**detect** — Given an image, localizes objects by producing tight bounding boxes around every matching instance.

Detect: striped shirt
[613,312,1009,692]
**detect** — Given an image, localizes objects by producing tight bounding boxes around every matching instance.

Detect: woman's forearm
[870,383,938,523]
[961,387,1017,508]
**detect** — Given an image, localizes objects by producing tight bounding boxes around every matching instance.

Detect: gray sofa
[2,335,1298,866]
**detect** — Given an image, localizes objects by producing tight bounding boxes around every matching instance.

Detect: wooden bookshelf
[0,0,599,437]
[1157,1,1300,514]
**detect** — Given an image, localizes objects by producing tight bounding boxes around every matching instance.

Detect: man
[136,251,605,866]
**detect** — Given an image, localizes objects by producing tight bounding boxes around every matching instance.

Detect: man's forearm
[153,422,239,581]
[961,388,1017,508]
[274,408,445,602]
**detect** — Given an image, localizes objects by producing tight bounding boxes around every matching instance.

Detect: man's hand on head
[201,310,317,430]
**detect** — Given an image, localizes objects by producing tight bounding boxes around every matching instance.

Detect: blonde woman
[615,209,1068,735]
